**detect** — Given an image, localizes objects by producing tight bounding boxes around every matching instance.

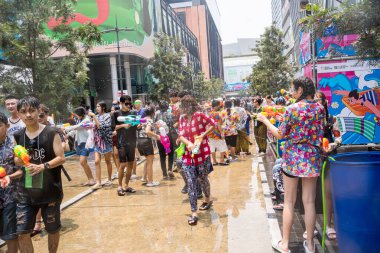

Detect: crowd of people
[0,76,342,253]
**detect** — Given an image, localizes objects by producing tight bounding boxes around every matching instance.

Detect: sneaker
[131,174,138,180]
[140,178,147,183]
[91,183,102,190]
[146,181,160,187]
[111,172,118,180]
[258,152,266,157]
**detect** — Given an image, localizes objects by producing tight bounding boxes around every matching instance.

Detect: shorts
[16,200,62,235]
[118,144,136,163]
[225,135,238,148]
[0,202,17,241]
[94,141,113,154]
[75,142,90,157]
[208,138,228,153]
[112,135,117,147]
[137,138,154,156]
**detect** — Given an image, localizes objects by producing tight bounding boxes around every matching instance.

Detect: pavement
[14,144,275,253]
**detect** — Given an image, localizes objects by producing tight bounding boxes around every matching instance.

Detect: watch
[44,162,50,170]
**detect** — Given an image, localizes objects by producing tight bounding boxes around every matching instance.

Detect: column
[109,55,118,100]
[124,61,132,96]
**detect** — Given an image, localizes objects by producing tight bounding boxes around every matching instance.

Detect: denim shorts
[16,200,62,234]
[94,141,113,154]
[75,142,90,157]
[0,202,17,241]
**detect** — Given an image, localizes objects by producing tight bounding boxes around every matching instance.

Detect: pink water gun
[159,127,171,154]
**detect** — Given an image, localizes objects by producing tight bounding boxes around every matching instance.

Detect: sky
[217,0,272,45]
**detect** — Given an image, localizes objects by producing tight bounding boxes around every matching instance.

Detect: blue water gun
[117,115,147,126]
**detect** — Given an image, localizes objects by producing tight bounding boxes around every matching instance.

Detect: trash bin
[330,152,380,253]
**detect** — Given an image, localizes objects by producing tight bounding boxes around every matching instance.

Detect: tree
[0,0,101,117]
[148,33,192,100]
[247,25,294,95]
[299,1,380,63]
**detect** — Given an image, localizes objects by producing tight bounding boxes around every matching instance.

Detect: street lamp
[102,16,134,97]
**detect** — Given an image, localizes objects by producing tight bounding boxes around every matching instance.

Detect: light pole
[102,16,134,96]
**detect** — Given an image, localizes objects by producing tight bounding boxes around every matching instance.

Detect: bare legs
[79,156,94,184]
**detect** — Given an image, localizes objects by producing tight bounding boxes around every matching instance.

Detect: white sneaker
[131,174,138,180]
[258,152,266,156]
[103,180,112,187]
[146,181,160,187]
[140,178,148,183]
[111,172,118,180]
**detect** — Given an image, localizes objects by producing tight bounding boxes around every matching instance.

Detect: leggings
[183,156,211,212]
[157,133,176,176]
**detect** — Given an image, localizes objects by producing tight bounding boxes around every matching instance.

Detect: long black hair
[224,100,233,116]
[292,77,316,102]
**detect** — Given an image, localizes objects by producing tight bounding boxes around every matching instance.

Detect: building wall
[224,55,259,84]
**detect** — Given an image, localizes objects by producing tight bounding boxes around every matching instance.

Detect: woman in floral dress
[257,77,325,253]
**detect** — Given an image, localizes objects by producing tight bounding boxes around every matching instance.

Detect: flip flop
[188,216,198,226]
[326,227,337,240]
[271,240,291,253]
[123,187,136,193]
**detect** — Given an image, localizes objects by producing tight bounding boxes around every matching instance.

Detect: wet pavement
[26,146,274,252]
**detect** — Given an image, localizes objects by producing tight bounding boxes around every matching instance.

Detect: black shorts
[16,200,62,235]
[118,144,136,163]
[137,138,154,156]
[225,135,238,148]
[0,202,17,241]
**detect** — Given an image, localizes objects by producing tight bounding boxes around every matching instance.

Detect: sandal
[326,227,337,240]
[117,188,125,196]
[219,162,229,166]
[303,240,315,253]
[303,229,318,240]
[31,221,43,236]
[199,200,213,210]
[273,203,284,210]
[271,240,291,253]
[123,187,136,193]
[188,216,198,226]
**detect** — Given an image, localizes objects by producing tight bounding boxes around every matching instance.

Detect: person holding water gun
[256,77,326,253]
[64,107,95,187]
[111,95,139,196]
[13,96,65,253]
[0,112,23,253]
[178,95,215,226]
[252,98,268,156]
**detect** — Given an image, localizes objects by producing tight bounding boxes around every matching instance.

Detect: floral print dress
[278,100,326,177]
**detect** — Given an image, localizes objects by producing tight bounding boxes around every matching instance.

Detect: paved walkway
[26,147,274,253]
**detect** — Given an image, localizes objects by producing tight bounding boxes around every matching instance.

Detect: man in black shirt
[111,95,139,196]
[14,96,65,253]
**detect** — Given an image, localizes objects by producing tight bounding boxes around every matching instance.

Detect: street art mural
[300,31,311,66]
[224,82,250,92]
[316,34,359,59]
[317,60,380,144]
[45,0,154,46]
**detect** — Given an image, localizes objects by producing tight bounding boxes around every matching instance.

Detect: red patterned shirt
[179,112,215,165]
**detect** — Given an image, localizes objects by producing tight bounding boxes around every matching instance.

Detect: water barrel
[330,152,380,253]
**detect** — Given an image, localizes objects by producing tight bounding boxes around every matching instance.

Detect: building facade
[48,0,201,107]
[166,0,224,80]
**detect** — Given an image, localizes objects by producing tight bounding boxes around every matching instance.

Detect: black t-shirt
[111,109,138,148]
[14,126,63,205]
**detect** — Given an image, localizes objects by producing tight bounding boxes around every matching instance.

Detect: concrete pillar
[124,61,132,96]
[110,55,118,100]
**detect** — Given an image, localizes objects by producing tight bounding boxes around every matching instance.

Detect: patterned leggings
[182,156,211,212]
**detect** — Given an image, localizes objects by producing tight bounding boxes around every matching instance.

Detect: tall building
[271,0,282,30]
[166,0,224,80]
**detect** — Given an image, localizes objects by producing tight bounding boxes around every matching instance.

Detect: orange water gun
[14,145,31,166]
[322,138,329,150]
[0,167,6,178]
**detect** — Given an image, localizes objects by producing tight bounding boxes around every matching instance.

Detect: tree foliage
[247,25,294,95]
[0,0,101,117]
[148,33,192,100]
[193,74,224,101]
[299,1,380,63]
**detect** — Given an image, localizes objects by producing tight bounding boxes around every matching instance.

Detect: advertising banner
[300,31,311,65]
[224,82,250,92]
[317,60,380,144]
[316,34,359,59]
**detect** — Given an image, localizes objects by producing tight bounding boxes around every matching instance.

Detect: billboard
[224,82,250,92]
[300,31,311,65]
[317,60,380,144]
[45,0,155,58]
[316,34,359,59]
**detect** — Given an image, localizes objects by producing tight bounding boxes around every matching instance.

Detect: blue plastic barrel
[330,152,380,253]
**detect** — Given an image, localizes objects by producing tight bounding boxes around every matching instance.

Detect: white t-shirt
[8,117,26,142]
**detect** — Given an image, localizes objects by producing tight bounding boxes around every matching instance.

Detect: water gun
[175,143,186,158]
[262,106,286,117]
[0,167,6,178]
[14,145,31,166]
[57,123,70,128]
[191,145,200,158]
[117,115,147,126]
[159,127,171,154]
[322,138,329,150]
[80,122,94,128]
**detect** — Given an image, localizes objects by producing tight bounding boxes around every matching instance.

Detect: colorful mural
[317,60,380,144]
[45,0,154,46]
[224,82,250,92]
[316,34,359,59]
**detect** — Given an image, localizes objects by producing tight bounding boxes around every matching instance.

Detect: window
[177,12,186,24]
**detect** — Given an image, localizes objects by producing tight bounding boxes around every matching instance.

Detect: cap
[134,100,142,105]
